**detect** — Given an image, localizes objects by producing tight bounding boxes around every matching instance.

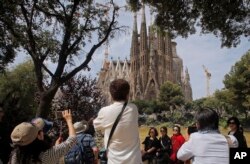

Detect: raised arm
[62,109,76,137]
[41,109,76,164]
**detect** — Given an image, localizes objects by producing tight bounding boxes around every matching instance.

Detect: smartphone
[55,111,63,119]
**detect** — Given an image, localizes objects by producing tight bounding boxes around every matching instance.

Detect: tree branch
[61,1,118,83]
[41,63,54,77]
[40,48,50,62]
[20,3,37,59]
[34,4,64,21]
[25,47,44,92]
[53,0,80,79]
[56,0,67,17]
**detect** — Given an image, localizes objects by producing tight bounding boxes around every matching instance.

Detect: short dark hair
[195,107,219,131]
[160,126,168,133]
[148,127,158,137]
[109,79,130,101]
[227,117,240,129]
[187,126,198,135]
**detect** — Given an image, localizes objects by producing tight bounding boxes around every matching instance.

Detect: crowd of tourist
[0,79,248,164]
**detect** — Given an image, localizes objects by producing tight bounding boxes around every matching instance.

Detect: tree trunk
[36,87,59,118]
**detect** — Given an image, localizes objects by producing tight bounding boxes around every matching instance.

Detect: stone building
[97,6,192,104]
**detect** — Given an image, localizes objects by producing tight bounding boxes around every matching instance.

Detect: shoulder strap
[106,102,128,148]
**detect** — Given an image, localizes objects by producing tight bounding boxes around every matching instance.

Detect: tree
[214,89,237,115]
[0,0,124,117]
[132,99,148,114]
[158,81,184,114]
[52,75,105,121]
[224,50,250,119]
[0,1,17,73]
[0,61,38,128]
[127,0,250,47]
[189,90,236,117]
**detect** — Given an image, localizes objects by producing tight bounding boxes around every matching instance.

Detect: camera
[55,111,63,119]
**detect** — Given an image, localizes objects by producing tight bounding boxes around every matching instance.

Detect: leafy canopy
[224,50,250,118]
[158,81,185,110]
[0,0,124,117]
[0,61,37,127]
[127,0,250,47]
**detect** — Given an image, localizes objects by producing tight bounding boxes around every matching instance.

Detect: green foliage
[127,0,250,47]
[158,81,185,111]
[132,99,149,114]
[0,0,17,72]
[133,99,166,115]
[191,98,206,109]
[143,107,154,115]
[214,89,237,115]
[224,50,250,118]
[0,61,37,127]
[126,0,141,11]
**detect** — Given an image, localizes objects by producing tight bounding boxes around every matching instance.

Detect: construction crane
[202,65,212,97]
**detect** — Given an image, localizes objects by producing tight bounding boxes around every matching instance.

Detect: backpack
[64,134,95,164]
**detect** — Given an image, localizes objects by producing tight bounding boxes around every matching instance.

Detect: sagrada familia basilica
[97,6,192,104]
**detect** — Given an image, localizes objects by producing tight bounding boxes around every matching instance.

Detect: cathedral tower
[130,13,140,99]
[139,4,149,92]
[97,5,193,104]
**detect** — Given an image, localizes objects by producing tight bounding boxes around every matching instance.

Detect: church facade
[97,6,192,104]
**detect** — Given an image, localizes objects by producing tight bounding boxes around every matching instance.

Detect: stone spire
[165,33,172,56]
[101,42,109,70]
[165,33,173,82]
[184,67,193,101]
[139,3,148,92]
[149,39,155,71]
[171,41,178,58]
[104,42,109,61]
[130,13,139,60]
[157,31,164,54]
[185,67,190,82]
[140,4,147,52]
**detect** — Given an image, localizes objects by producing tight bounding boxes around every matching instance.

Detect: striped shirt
[9,136,77,164]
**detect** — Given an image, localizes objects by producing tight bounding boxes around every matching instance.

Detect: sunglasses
[160,130,165,132]
[228,122,236,124]
[173,129,179,131]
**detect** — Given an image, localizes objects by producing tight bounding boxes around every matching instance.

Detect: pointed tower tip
[133,12,138,32]
[141,3,146,23]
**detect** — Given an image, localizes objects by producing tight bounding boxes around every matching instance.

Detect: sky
[11,2,250,100]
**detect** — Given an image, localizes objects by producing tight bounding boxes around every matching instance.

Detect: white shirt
[177,132,229,164]
[94,101,142,164]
